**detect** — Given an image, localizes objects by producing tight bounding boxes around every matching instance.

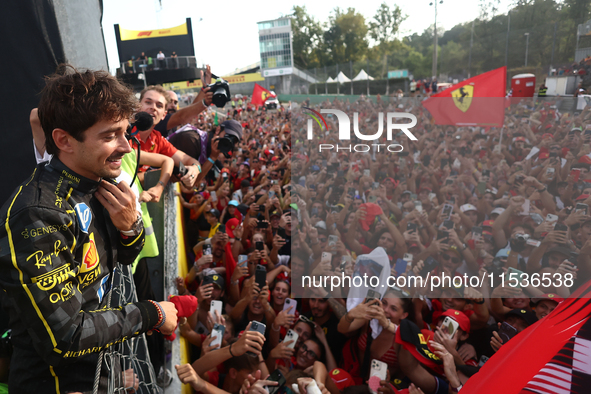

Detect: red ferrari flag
[251,83,275,107]
[423,66,506,127]
[462,281,591,393]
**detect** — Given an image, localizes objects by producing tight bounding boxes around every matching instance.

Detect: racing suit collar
[45,157,100,194]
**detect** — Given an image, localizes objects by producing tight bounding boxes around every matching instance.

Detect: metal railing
[120,56,197,74]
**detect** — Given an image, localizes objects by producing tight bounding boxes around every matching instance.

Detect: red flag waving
[251,83,276,107]
[462,281,591,394]
[423,67,506,127]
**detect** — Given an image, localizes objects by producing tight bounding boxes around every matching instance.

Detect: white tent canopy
[335,71,351,83]
[353,69,374,81]
[326,76,335,83]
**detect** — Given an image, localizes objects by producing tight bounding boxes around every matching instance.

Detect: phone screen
[498,322,518,343]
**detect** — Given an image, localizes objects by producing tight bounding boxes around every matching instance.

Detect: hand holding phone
[255,265,267,291]
[210,323,225,349]
[283,298,297,315]
[442,316,459,338]
[368,360,388,394]
[210,300,223,317]
[498,322,518,343]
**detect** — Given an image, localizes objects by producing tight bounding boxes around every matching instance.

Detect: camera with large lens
[206,75,231,108]
[217,134,239,157]
[509,233,530,252]
[216,120,243,158]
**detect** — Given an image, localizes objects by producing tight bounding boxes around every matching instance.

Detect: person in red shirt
[135,85,212,188]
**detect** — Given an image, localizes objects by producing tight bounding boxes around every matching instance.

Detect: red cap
[440,309,471,333]
[329,369,355,390]
[531,293,564,305]
[579,156,591,165]
[576,194,590,201]
[271,157,279,162]
[482,220,494,227]
[382,177,396,184]
[264,149,271,156]
[541,133,554,139]
[514,136,526,142]
[419,185,432,192]
[225,218,240,238]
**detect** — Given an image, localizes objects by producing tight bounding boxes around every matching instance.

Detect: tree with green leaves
[323,7,369,65]
[291,6,324,68]
[368,2,406,47]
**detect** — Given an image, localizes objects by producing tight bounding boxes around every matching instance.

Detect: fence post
[385,55,389,95]
[551,21,557,68]
[337,64,340,95]
[469,19,474,78]
[315,68,318,95]
[350,60,354,95]
[367,58,370,96]
[505,12,510,68]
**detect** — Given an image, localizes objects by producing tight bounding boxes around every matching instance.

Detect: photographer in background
[168,66,240,184]
[135,84,206,187]
[163,66,215,135]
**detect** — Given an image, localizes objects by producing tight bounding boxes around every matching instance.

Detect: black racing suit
[0,158,159,393]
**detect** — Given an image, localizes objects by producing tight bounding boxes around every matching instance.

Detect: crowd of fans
[147,78,591,394]
[15,62,591,393]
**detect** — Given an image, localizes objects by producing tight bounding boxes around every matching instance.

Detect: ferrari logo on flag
[251,83,276,107]
[451,85,474,112]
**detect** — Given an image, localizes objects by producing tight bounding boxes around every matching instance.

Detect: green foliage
[368,2,406,46]
[291,6,324,68]
[291,1,591,80]
[323,7,369,65]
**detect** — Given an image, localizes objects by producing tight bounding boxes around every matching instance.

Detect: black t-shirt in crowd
[306,312,347,364]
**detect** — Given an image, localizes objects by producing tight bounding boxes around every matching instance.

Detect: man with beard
[191,232,237,303]
[156,65,214,137]
[509,136,527,161]
[304,297,348,364]
[135,84,215,187]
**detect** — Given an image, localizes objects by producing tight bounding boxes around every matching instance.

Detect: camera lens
[212,87,228,108]
[218,137,233,155]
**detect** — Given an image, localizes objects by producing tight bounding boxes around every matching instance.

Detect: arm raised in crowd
[167,66,213,130]
[191,322,265,376]
[379,211,407,257]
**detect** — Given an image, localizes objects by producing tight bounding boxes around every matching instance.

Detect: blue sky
[102,0,513,75]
